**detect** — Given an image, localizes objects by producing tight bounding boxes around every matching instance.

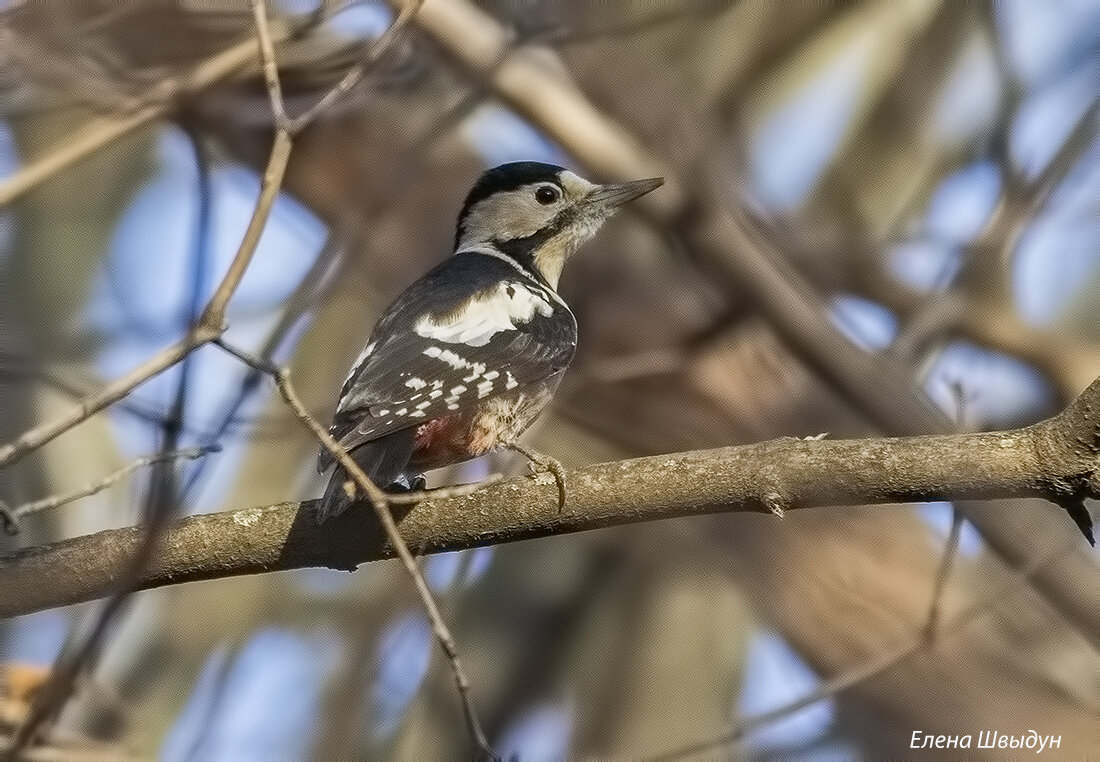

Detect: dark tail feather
[316,428,417,523]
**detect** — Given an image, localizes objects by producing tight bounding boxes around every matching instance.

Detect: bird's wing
[319,255,576,472]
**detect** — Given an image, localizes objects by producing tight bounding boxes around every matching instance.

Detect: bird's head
[454,162,663,289]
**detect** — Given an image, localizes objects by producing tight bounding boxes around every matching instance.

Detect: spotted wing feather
[319,253,576,472]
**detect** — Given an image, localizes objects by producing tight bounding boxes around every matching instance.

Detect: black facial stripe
[463,162,566,207]
[491,234,550,285]
[490,204,578,286]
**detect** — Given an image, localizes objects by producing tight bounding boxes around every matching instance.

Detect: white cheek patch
[458,188,550,248]
[415,282,554,347]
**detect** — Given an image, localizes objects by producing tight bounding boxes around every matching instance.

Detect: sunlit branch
[3,377,1095,622]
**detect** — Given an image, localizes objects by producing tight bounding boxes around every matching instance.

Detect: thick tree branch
[2,378,1095,620]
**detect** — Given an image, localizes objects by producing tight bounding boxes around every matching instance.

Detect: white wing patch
[421,345,507,401]
[423,346,486,379]
[414,281,554,347]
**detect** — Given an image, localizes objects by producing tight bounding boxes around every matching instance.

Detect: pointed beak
[583,177,664,212]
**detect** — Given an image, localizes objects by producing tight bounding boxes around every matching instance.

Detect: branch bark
[2,378,1095,620]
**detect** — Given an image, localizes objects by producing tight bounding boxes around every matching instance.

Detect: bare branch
[3,376,1095,620]
[0,128,291,472]
[0,446,215,533]
[287,0,424,132]
[0,28,283,207]
[250,0,291,128]
[923,507,964,640]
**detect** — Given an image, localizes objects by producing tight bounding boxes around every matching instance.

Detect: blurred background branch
[1,0,1096,757]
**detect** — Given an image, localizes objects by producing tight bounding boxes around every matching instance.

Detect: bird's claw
[528,455,567,513]
[506,442,567,513]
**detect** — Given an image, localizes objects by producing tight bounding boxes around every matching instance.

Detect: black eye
[535,185,560,205]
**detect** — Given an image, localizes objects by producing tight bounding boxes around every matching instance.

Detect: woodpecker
[317,161,663,522]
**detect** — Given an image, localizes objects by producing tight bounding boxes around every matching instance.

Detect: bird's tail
[316,428,417,523]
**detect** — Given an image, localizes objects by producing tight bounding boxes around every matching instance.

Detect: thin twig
[921,382,970,639]
[2,5,422,755]
[212,337,496,758]
[3,446,215,531]
[223,8,491,752]
[0,128,291,472]
[923,507,964,640]
[250,0,290,127]
[288,0,424,132]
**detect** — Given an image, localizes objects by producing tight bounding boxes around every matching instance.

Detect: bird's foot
[505,440,567,513]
